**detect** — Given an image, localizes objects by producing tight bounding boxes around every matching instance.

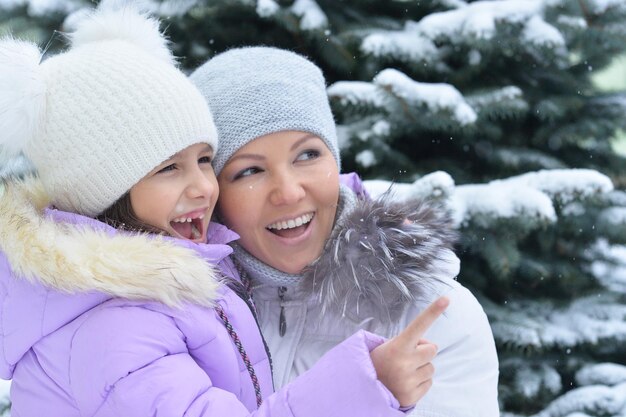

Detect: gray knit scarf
[232,185,357,287]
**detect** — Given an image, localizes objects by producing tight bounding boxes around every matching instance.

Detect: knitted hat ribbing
[190,46,340,176]
[0,9,218,217]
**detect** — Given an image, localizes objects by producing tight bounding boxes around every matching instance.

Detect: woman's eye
[234,167,262,180]
[157,164,176,174]
[296,149,321,162]
[199,156,212,164]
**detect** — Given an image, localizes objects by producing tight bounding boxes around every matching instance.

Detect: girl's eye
[296,149,321,162]
[157,164,176,174]
[234,166,262,180]
[199,156,212,164]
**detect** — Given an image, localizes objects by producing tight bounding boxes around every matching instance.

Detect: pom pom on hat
[70,8,174,66]
[0,39,46,161]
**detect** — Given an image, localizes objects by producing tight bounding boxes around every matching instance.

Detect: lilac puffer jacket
[0,179,404,417]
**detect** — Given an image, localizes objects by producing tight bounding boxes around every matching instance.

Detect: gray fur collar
[301,191,458,322]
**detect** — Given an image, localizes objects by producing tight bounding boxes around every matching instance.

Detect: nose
[186,166,216,201]
[269,170,305,206]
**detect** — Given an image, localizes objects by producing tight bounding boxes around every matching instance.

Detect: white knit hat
[190,47,340,176]
[0,9,218,217]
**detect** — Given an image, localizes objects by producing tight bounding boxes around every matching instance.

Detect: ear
[70,7,175,66]
[0,38,46,161]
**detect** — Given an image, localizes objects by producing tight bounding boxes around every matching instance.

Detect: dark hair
[96,192,164,235]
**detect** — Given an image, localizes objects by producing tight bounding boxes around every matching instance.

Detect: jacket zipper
[278,286,287,337]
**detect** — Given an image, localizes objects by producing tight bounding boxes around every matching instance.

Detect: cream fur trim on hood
[0,177,220,307]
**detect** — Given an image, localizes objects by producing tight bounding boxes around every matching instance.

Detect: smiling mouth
[170,213,205,240]
[266,213,314,238]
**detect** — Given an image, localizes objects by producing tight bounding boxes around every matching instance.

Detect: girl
[191,46,501,417]
[0,10,446,417]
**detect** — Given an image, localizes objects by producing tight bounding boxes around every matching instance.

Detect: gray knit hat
[190,46,340,176]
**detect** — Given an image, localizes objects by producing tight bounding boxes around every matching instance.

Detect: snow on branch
[450,182,556,228]
[467,86,524,108]
[489,148,566,171]
[595,95,626,108]
[466,86,529,119]
[256,0,280,18]
[440,0,468,7]
[363,170,564,229]
[588,239,626,294]
[488,295,626,350]
[591,94,626,117]
[522,15,565,48]
[494,169,614,205]
[355,150,376,168]
[373,68,477,125]
[590,239,626,266]
[576,363,626,387]
[512,363,562,399]
[362,169,612,231]
[335,117,390,151]
[327,81,386,108]
[364,171,456,202]
[534,382,626,417]
[556,15,587,31]
[598,207,626,227]
[290,0,328,30]
[360,26,440,64]
[414,0,562,48]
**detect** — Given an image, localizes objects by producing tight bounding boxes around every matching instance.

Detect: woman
[191,46,500,417]
[0,10,445,416]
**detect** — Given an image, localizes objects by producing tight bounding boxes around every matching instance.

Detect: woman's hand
[370,297,449,408]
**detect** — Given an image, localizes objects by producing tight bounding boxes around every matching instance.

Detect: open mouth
[266,212,314,238]
[170,212,205,241]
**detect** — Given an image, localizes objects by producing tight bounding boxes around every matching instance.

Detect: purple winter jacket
[0,179,404,417]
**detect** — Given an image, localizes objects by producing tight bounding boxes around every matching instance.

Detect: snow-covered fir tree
[2,0,626,415]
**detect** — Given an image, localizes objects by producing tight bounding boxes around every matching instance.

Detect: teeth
[172,213,205,223]
[267,213,313,231]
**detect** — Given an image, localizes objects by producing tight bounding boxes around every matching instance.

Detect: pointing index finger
[398,296,449,347]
